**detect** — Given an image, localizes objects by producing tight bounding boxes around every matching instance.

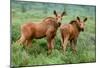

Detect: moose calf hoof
[72,50,77,54]
[47,51,52,55]
[63,52,66,55]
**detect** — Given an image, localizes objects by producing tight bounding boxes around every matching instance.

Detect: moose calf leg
[51,39,54,49]
[61,34,64,49]
[17,35,26,45]
[47,40,52,55]
[71,40,77,54]
[62,37,69,55]
[27,39,32,47]
[47,37,55,55]
[46,29,55,55]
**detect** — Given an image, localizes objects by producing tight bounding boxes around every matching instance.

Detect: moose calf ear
[54,10,57,16]
[84,17,87,22]
[61,11,66,17]
[77,16,80,21]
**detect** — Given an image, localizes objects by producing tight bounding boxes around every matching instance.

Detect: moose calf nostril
[58,22,61,27]
[81,29,84,31]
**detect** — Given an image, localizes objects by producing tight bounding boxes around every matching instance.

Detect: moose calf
[18,10,66,54]
[60,17,87,54]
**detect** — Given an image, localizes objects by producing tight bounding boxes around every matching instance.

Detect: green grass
[11,2,96,67]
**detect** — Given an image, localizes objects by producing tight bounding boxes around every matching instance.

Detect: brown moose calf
[17,10,66,54]
[60,17,87,54]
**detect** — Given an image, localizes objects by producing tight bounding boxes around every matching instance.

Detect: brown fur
[60,17,87,54]
[17,10,66,54]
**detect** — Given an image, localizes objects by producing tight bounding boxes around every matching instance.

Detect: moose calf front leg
[46,29,55,55]
[47,38,54,55]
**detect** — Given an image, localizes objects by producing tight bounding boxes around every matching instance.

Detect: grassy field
[11,1,96,67]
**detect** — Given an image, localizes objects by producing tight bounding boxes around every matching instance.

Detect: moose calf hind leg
[62,37,69,55]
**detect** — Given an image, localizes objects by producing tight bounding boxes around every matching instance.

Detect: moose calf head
[76,16,87,31]
[53,10,66,27]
